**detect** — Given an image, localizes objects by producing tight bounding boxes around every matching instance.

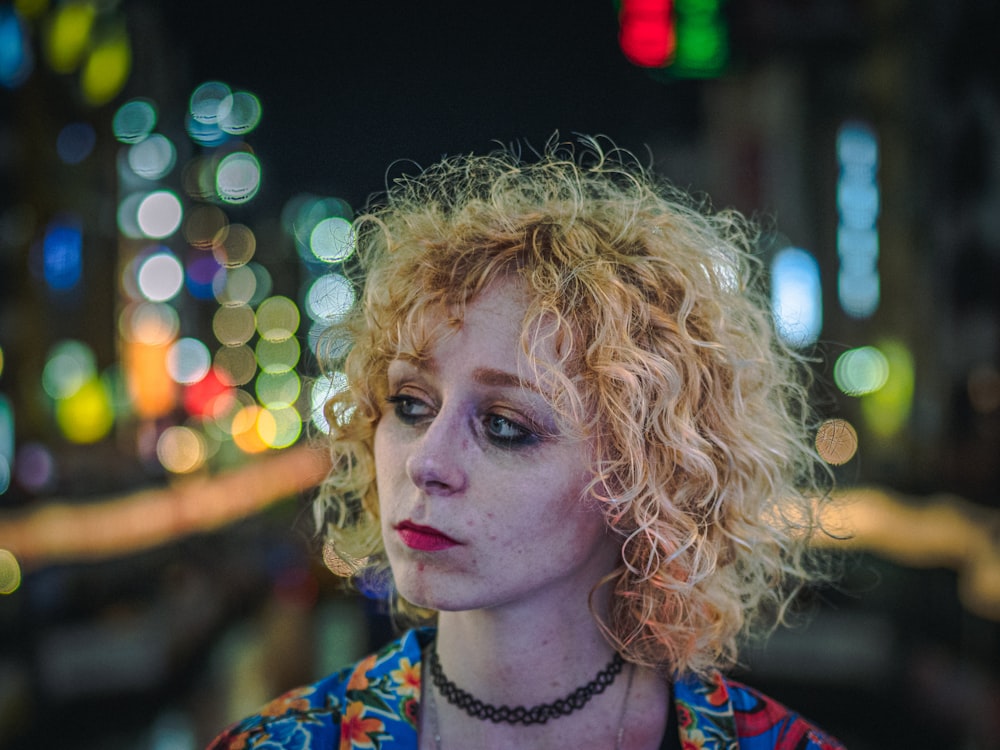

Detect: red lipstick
[396,521,460,551]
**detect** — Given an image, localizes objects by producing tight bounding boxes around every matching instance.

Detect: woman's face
[374,277,620,615]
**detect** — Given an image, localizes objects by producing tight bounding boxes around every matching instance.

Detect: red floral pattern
[208,629,846,749]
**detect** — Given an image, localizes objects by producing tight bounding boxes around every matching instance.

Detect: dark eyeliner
[385,394,429,424]
[484,414,539,448]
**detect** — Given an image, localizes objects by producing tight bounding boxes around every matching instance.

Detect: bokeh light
[120,304,178,418]
[15,442,57,493]
[212,303,255,347]
[55,375,114,443]
[43,217,83,291]
[112,98,157,144]
[283,194,354,261]
[137,250,184,302]
[80,25,131,106]
[137,190,183,239]
[116,192,145,239]
[120,301,180,345]
[231,405,270,454]
[214,345,256,387]
[213,265,257,307]
[0,550,21,595]
[56,122,96,164]
[42,339,96,399]
[0,394,12,495]
[182,367,231,419]
[310,372,348,433]
[166,338,211,385]
[255,337,300,373]
[183,204,228,249]
[0,7,34,88]
[181,155,217,198]
[44,0,95,74]
[834,346,890,397]
[256,295,299,342]
[770,246,822,347]
[247,262,273,306]
[185,253,222,300]
[218,90,262,134]
[127,134,176,180]
[815,418,859,466]
[0,456,10,496]
[860,339,915,440]
[190,80,231,123]
[211,223,255,268]
[255,370,301,409]
[184,114,227,148]
[837,121,881,319]
[216,152,261,204]
[259,406,302,449]
[305,273,355,325]
[310,217,356,263]
[156,426,206,474]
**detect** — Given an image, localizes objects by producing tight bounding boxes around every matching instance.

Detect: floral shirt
[207,629,844,750]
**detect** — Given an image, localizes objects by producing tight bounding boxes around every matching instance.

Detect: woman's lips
[396,521,460,551]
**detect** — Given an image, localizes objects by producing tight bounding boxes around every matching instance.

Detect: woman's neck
[422,604,670,750]
[432,588,616,706]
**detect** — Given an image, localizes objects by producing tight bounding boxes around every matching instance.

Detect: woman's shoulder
[205,629,430,750]
[673,671,845,750]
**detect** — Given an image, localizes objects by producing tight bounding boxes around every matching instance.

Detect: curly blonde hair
[315,137,829,676]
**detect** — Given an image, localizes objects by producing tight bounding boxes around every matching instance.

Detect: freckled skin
[374,279,620,615]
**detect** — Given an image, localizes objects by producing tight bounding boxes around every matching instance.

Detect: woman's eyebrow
[471,367,543,395]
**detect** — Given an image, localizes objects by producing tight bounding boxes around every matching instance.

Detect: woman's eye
[386,394,432,423]
[484,414,537,446]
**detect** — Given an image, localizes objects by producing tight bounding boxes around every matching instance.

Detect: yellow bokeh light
[231,405,270,454]
[14,0,49,20]
[183,204,229,249]
[214,344,256,387]
[255,370,301,409]
[259,406,302,449]
[210,388,255,436]
[860,339,915,440]
[212,223,256,268]
[81,26,131,106]
[256,296,300,342]
[55,376,114,443]
[255,337,300,374]
[156,426,206,474]
[119,302,180,345]
[212,304,255,347]
[0,549,21,595]
[0,345,4,377]
[44,0,96,73]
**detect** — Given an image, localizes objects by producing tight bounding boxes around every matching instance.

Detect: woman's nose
[404,408,468,495]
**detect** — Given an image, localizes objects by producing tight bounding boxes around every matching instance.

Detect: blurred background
[1,0,999,747]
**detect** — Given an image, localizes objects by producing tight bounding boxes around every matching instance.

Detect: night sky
[155,0,703,210]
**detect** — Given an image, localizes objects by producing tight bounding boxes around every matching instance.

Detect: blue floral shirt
[208,629,844,750]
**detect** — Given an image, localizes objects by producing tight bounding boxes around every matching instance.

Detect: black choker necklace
[426,645,625,725]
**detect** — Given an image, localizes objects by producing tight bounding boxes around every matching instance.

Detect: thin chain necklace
[427,646,625,724]
[423,648,636,750]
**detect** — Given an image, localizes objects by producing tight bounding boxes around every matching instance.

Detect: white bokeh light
[305,273,355,323]
[166,337,212,385]
[137,191,183,239]
[137,251,184,302]
[216,153,261,204]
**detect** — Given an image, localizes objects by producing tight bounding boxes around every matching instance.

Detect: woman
[209,139,844,749]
